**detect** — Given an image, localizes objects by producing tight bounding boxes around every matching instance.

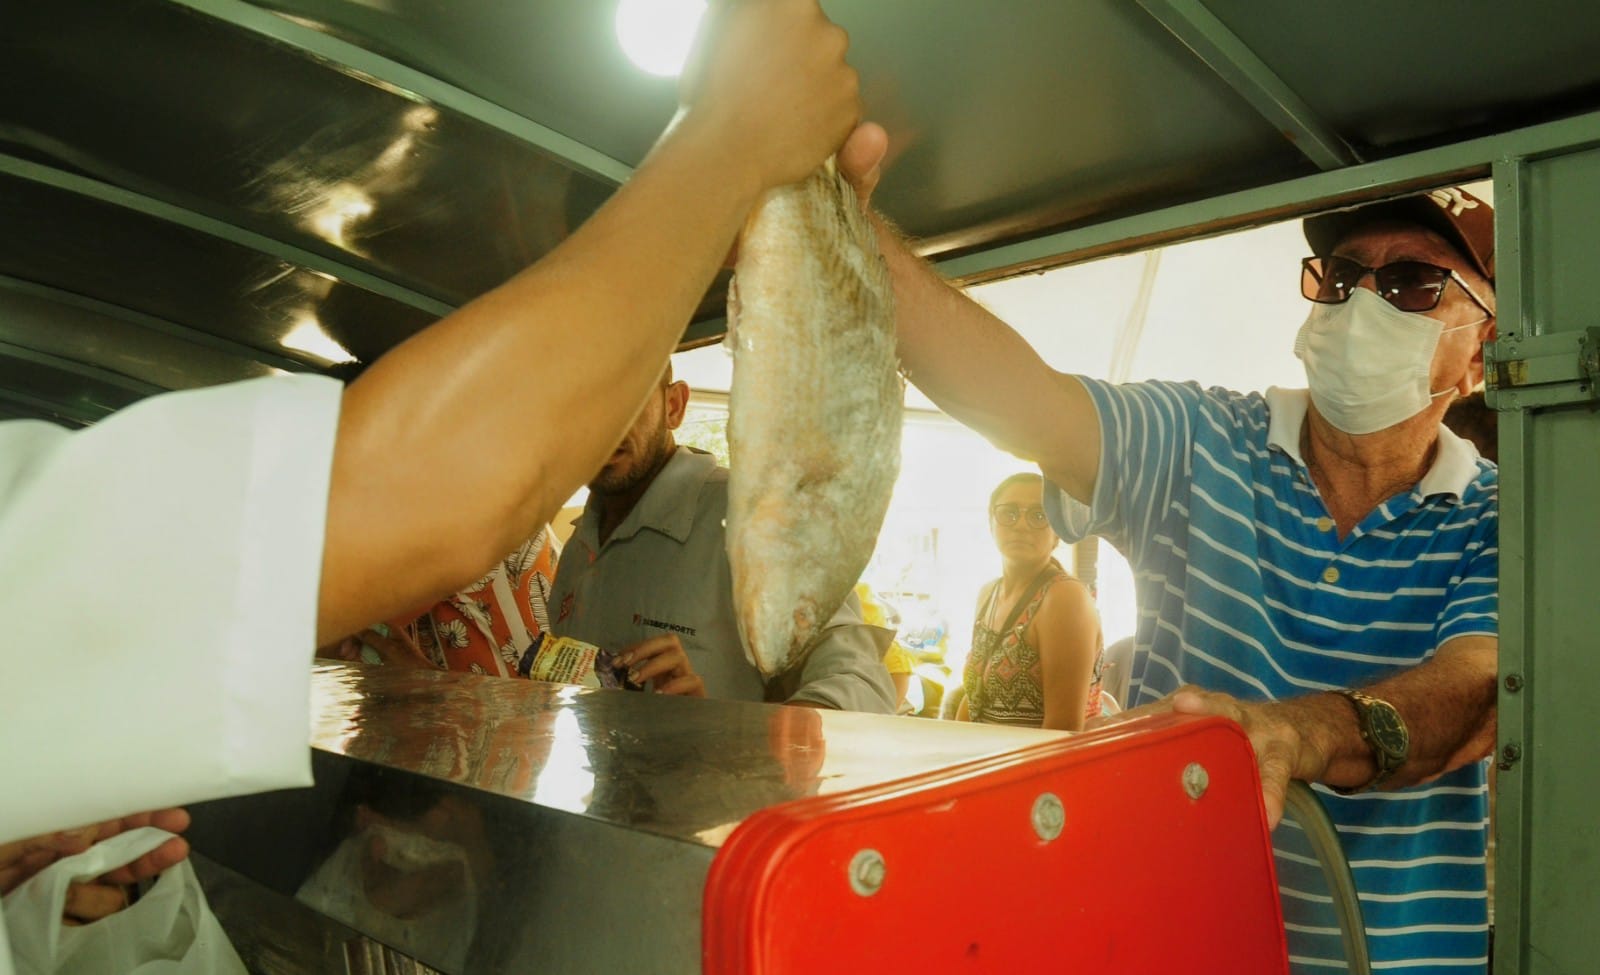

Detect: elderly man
[550,366,897,712]
[842,128,1496,974]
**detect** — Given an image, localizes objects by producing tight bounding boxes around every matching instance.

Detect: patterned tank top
[963,568,1104,727]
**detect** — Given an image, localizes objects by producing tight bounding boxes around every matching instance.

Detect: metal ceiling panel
[227,0,1318,249]
[1133,0,1359,169]
[0,353,145,421]
[9,0,1600,423]
[0,285,280,393]
[1202,0,1600,152]
[2,0,616,307]
[0,171,437,367]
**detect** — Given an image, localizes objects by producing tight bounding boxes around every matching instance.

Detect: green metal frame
[0,340,164,399]
[0,153,455,319]
[0,274,313,374]
[1491,159,1534,971]
[1133,0,1359,170]
[1487,147,1600,975]
[934,108,1600,286]
[0,387,103,425]
[166,0,633,186]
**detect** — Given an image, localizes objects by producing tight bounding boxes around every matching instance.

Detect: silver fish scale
[725,163,902,678]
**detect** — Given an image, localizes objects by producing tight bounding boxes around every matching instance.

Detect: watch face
[1367,700,1410,760]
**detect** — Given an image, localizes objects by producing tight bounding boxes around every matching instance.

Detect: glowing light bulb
[615,0,707,78]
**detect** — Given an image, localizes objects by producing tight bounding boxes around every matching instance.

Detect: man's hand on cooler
[1087,686,1336,828]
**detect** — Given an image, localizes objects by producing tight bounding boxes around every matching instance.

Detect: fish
[725,159,903,679]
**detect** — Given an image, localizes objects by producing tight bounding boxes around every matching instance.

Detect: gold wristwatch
[1334,689,1410,794]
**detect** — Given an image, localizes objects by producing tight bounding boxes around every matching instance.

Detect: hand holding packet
[516,634,645,691]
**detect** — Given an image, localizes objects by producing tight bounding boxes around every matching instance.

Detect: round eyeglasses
[991,504,1049,529]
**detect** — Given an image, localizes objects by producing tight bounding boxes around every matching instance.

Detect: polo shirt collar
[1265,386,1311,466]
[574,445,717,549]
[1264,387,1479,501]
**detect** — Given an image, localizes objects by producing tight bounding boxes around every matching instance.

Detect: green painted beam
[679,315,728,351]
[1489,143,1600,975]
[934,107,1600,285]
[0,274,315,374]
[1134,0,1358,170]
[1489,158,1532,975]
[0,340,166,398]
[0,387,105,425]
[0,154,455,319]
[166,0,634,186]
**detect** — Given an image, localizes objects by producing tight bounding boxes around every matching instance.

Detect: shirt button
[1316,516,1334,532]
[1322,566,1340,584]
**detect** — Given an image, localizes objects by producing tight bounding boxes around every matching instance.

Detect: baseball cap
[1303,186,1495,284]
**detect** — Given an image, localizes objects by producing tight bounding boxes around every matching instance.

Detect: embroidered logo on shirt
[633,613,697,637]
[558,592,575,623]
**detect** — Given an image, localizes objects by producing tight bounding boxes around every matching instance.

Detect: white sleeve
[0,375,342,844]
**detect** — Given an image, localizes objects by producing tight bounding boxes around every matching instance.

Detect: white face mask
[1294,287,1478,435]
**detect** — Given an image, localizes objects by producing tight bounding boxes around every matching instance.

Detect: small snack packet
[517,634,645,691]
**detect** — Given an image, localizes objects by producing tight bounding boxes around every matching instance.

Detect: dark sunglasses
[992,504,1049,529]
[1301,255,1493,318]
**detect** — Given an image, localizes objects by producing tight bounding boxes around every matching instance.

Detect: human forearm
[870,217,1102,501]
[1310,635,1498,790]
[315,0,863,644]
[1165,636,1497,823]
[320,129,753,643]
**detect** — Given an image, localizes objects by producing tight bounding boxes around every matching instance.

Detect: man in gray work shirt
[550,367,897,712]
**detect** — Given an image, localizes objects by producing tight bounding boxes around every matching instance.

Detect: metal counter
[187,662,1059,974]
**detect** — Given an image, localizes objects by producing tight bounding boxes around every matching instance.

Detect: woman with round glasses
[958,472,1104,730]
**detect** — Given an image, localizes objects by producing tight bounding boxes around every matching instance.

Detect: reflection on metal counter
[186,662,1362,973]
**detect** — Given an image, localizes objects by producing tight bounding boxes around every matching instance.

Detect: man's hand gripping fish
[726,160,902,678]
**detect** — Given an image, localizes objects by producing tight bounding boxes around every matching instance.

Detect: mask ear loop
[1427,314,1492,400]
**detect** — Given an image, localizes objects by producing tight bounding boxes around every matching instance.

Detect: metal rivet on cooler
[1183,762,1210,800]
[1031,792,1065,842]
[848,849,886,897]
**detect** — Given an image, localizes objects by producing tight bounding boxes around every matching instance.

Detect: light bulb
[615,0,707,78]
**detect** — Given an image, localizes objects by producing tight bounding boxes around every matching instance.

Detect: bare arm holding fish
[320,0,862,644]
[835,127,1103,505]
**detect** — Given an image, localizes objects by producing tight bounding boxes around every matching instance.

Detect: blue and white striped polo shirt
[1046,378,1497,974]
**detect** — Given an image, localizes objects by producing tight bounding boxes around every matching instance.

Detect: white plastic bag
[2,827,246,975]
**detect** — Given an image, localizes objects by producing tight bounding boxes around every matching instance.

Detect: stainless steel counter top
[306,661,1061,848]
[190,662,1063,974]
